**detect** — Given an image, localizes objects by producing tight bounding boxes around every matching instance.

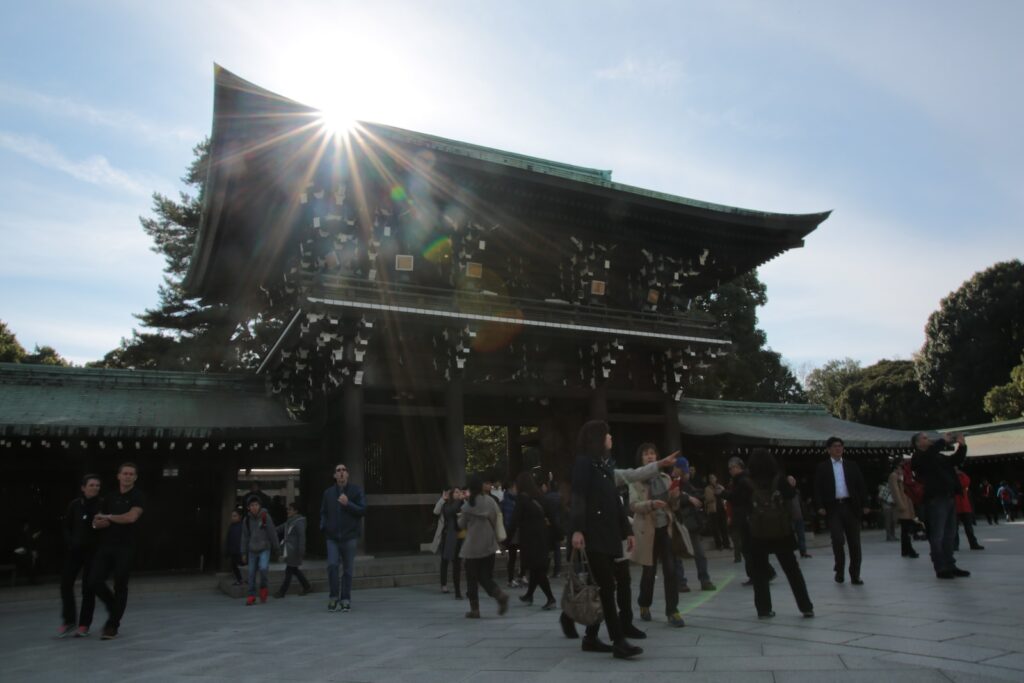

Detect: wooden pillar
[664,397,682,455]
[342,382,365,486]
[444,377,466,486]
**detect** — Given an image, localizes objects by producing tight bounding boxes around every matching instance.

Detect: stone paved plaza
[2,524,1023,682]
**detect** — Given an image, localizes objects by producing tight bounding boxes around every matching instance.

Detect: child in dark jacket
[225,509,244,585]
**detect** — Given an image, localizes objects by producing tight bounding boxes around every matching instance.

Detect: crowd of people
[53,427,1016,656]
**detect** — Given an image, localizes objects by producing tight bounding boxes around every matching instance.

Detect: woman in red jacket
[953,469,984,551]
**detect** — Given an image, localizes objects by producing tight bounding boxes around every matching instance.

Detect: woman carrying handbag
[567,420,643,659]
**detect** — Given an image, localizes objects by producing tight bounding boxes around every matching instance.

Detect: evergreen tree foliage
[464,425,506,478]
[0,320,69,365]
[24,345,70,366]
[90,140,281,371]
[916,260,1024,425]
[689,272,805,403]
[804,357,862,413]
[984,353,1024,421]
[833,359,936,429]
[0,320,26,363]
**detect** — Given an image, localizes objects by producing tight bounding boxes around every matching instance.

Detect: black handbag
[561,548,604,626]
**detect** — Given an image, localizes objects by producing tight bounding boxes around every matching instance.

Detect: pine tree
[91,141,281,371]
[689,272,805,402]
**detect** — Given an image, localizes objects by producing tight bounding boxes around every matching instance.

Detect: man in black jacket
[814,437,869,585]
[911,432,969,579]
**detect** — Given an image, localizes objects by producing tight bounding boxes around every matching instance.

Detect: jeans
[674,530,711,586]
[327,537,358,600]
[91,544,134,629]
[638,526,678,615]
[923,497,957,572]
[550,537,563,576]
[247,549,270,596]
[60,546,96,627]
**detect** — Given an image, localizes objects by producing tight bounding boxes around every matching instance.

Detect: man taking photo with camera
[911,432,969,579]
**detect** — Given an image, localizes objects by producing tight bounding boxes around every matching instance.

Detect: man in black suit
[814,437,869,585]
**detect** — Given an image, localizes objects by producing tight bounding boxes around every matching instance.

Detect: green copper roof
[0,363,312,439]
[361,121,827,221]
[677,397,917,449]
[938,417,1024,459]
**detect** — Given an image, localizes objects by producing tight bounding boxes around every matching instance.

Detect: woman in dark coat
[59,474,103,637]
[743,449,814,619]
[569,420,642,659]
[507,472,556,609]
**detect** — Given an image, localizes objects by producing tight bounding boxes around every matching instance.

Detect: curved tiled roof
[0,363,312,439]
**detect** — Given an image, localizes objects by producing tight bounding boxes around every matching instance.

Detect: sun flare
[318,108,357,138]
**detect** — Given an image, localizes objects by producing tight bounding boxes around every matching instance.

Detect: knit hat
[675,456,690,472]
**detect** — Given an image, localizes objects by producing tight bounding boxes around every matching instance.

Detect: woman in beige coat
[629,443,685,627]
[889,460,919,558]
[458,474,509,618]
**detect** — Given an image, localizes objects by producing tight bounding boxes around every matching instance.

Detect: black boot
[622,622,647,639]
[612,639,643,659]
[559,612,579,639]
[496,591,509,616]
[581,636,613,653]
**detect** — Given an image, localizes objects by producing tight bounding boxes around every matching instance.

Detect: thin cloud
[0,83,202,143]
[595,57,682,90]
[0,131,151,194]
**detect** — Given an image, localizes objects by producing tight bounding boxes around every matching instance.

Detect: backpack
[902,460,924,506]
[748,475,793,540]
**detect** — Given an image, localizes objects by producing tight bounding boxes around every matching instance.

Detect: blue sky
[1,1,1022,377]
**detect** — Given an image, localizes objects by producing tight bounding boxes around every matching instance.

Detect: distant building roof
[678,398,916,449]
[0,363,313,440]
[942,418,1024,461]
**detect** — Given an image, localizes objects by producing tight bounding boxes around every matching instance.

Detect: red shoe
[259,587,269,603]
[246,596,256,606]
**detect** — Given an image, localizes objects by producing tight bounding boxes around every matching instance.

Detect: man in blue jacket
[320,463,366,612]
